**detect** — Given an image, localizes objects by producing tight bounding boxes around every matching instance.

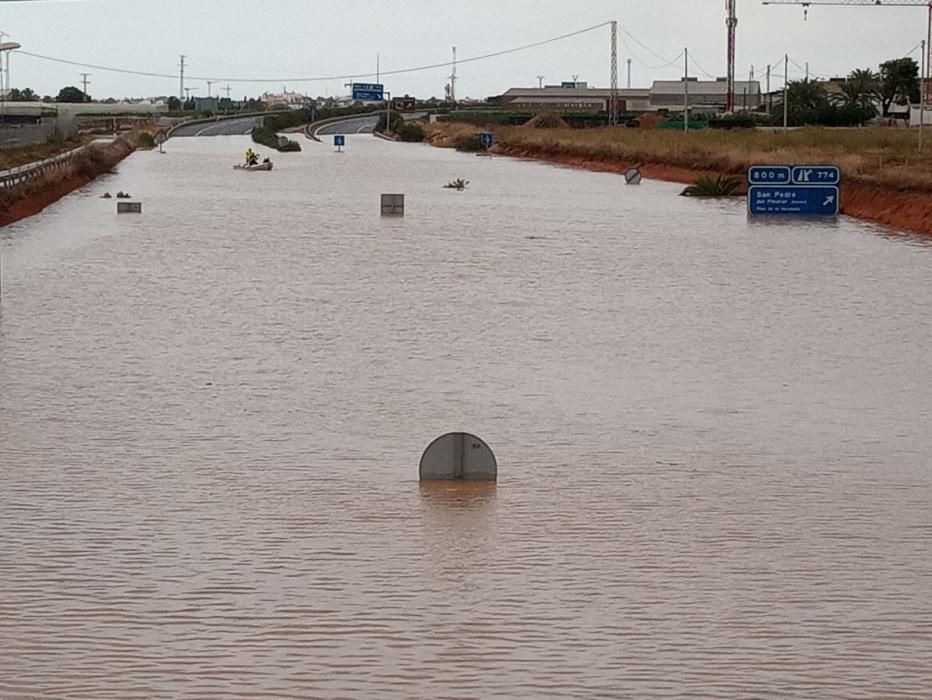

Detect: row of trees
[781,57,921,126]
[5,86,91,103]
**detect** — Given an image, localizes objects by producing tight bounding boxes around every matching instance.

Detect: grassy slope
[0,138,87,171]
[426,123,932,192]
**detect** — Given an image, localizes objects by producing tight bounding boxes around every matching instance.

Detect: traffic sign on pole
[352,82,384,102]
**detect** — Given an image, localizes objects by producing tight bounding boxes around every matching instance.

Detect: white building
[260,90,312,110]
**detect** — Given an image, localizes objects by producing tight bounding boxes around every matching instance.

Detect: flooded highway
[1,134,931,699]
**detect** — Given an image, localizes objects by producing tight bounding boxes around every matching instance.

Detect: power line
[16,21,613,84]
[688,53,719,80]
[619,27,677,65]
[618,34,684,71]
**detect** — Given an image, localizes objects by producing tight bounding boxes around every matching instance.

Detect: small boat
[234,161,273,171]
[443,178,470,190]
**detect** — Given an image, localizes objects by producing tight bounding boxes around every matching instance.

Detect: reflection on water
[1,135,931,699]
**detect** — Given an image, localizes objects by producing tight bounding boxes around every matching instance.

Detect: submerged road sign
[748,185,840,216]
[748,165,791,186]
[333,134,345,147]
[792,165,840,185]
[352,82,384,102]
[479,132,493,148]
[748,164,841,216]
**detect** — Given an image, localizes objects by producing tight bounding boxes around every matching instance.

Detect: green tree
[166,96,182,111]
[832,68,879,116]
[785,79,828,114]
[56,86,88,103]
[20,87,37,101]
[879,57,920,116]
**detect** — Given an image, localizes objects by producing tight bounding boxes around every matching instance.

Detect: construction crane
[762,0,932,103]
[726,0,738,112]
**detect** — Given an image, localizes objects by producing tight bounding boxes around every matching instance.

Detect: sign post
[747,164,841,217]
[333,134,345,152]
[479,131,493,154]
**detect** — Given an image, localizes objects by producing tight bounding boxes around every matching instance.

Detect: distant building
[500,80,763,114]
[500,86,650,112]
[261,90,312,110]
[649,79,762,111]
[193,96,218,112]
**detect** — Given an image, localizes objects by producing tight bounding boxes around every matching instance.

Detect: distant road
[170,116,262,137]
[314,115,380,136]
[311,112,427,138]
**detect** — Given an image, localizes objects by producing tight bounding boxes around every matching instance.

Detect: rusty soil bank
[0,136,138,228]
[425,123,932,237]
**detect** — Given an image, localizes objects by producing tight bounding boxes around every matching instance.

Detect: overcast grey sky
[1,0,926,99]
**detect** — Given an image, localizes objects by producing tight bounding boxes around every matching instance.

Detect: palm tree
[785,79,828,113]
[832,68,879,113]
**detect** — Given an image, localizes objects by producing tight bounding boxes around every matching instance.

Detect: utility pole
[377,52,380,84]
[178,54,186,100]
[450,46,457,103]
[207,80,217,98]
[0,31,9,98]
[805,61,809,81]
[627,58,632,89]
[766,64,772,113]
[536,75,545,89]
[726,0,738,112]
[921,39,926,155]
[684,48,689,133]
[783,53,789,133]
[610,20,618,126]
[80,72,90,102]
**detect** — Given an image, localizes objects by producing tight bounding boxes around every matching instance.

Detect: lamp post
[0,41,21,129]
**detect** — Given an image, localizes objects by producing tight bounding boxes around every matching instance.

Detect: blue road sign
[748,185,840,216]
[748,165,791,186]
[792,165,841,185]
[333,134,346,147]
[352,83,384,102]
[479,132,494,148]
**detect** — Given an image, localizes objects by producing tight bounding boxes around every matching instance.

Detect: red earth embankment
[425,122,932,237]
[0,137,137,228]
[490,141,932,236]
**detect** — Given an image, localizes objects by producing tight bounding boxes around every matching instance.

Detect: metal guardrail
[0,144,86,188]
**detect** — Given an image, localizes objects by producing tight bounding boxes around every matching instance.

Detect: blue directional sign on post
[333,134,345,147]
[748,186,840,216]
[748,164,841,217]
[352,82,384,102]
[479,132,494,148]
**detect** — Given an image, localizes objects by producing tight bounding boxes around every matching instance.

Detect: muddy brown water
[1,136,931,699]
